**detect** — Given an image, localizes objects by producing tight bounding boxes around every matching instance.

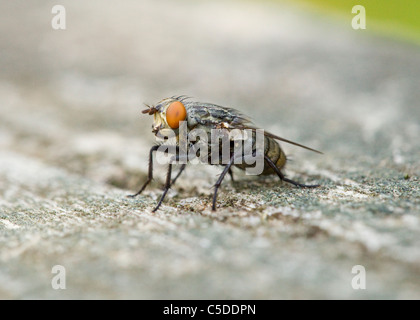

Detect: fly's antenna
[141,104,158,115]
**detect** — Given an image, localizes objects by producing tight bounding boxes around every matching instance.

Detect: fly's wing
[184,101,322,154]
[190,102,322,154]
[247,126,323,154]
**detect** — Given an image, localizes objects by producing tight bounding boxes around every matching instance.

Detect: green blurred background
[283,0,420,45]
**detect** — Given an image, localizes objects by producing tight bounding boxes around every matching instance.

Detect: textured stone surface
[0,0,419,299]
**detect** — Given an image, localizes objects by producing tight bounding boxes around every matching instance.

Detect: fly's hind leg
[264,155,319,188]
[282,177,319,188]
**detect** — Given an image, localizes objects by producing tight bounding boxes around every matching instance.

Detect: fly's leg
[152,162,173,212]
[127,145,160,198]
[128,145,184,199]
[171,164,186,185]
[153,154,184,212]
[212,155,236,211]
[228,167,234,182]
[264,155,319,188]
[282,177,319,188]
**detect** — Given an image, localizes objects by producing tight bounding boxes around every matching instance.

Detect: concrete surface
[0,0,419,299]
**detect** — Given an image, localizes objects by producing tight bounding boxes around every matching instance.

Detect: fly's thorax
[184,101,247,127]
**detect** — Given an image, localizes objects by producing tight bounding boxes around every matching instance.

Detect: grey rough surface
[0,0,419,299]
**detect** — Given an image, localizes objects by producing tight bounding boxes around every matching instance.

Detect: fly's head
[142,97,188,139]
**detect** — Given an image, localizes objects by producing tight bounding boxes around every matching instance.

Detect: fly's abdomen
[261,136,286,175]
[231,132,286,175]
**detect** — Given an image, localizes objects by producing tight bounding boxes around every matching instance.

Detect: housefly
[128,96,322,211]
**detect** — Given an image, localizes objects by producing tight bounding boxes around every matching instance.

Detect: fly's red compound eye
[166,101,187,129]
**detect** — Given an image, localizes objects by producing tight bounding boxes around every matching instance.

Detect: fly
[128,96,322,212]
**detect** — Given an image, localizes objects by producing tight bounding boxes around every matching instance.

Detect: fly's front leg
[152,163,173,212]
[171,164,186,185]
[228,167,234,182]
[127,145,160,198]
[264,155,319,188]
[153,154,185,212]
